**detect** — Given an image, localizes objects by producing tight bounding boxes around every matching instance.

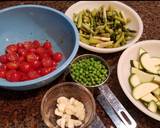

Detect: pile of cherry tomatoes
[0,40,63,82]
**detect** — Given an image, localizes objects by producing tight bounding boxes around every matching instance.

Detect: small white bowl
[117,40,160,121]
[65,1,143,53]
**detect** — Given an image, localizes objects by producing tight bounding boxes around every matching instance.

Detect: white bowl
[117,40,160,121]
[65,1,143,53]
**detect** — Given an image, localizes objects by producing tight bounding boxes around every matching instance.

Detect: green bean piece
[81,23,94,34]
[89,38,103,44]
[73,13,78,23]
[127,28,137,33]
[80,33,90,39]
[114,32,124,47]
[105,25,113,34]
[115,16,126,24]
[91,8,97,17]
[77,11,83,28]
[80,36,90,44]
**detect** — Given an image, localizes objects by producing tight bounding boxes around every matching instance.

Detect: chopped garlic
[55,96,85,128]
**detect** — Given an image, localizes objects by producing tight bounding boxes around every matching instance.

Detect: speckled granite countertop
[0,1,160,128]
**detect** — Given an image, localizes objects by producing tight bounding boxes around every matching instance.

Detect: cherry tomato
[26,53,38,62]
[53,52,63,62]
[19,72,29,81]
[37,69,42,75]
[41,67,55,76]
[18,48,27,56]
[42,57,53,67]
[6,53,19,62]
[19,62,31,72]
[23,41,32,49]
[46,49,54,56]
[0,69,6,78]
[30,60,41,69]
[36,47,45,56]
[6,44,18,53]
[52,61,57,67]
[28,70,40,79]
[43,41,52,49]
[6,70,21,82]
[28,48,36,53]
[17,43,24,48]
[6,61,19,70]
[0,55,8,63]
[33,40,40,48]
[0,64,7,70]
[19,56,25,62]
[40,53,50,59]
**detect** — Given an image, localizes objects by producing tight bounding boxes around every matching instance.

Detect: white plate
[118,40,160,121]
[65,1,143,53]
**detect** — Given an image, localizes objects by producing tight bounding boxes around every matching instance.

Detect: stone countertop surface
[0,1,160,128]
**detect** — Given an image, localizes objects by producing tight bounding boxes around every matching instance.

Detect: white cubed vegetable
[55,108,63,117]
[57,103,66,113]
[67,119,74,128]
[57,96,69,104]
[75,109,85,121]
[73,119,82,126]
[60,118,66,128]
[56,118,66,128]
[62,114,71,121]
[69,97,76,105]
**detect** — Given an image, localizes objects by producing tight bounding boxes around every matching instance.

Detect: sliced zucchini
[129,74,140,87]
[130,60,140,69]
[153,75,160,84]
[130,60,143,69]
[152,88,160,96]
[143,102,148,107]
[141,93,158,102]
[132,82,159,100]
[140,53,160,74]
[131,67,154,83]
[148,101,157,113]
[139,48,147,56]
[156,101,160,110]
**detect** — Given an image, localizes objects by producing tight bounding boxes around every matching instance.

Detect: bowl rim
[41,82,96,128]
[117,40,160,121]
[0,4,79,87]
[65,1,143,53]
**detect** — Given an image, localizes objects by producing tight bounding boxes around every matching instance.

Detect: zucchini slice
[140,53,160,74]
[139,48,147,56]
[153,75,160,84]
[141,93,158,102]
[152,88,160,96]
[156,101,160,110]
[132,82,159,100]
[130,60,143,69]
[148,101,157,113]
[129,74,140,87]
[131,67,154,83]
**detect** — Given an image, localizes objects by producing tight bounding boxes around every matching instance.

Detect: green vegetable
[70,57,108,87]
[73,5,136,48]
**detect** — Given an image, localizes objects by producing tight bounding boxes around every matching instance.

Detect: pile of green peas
[70,57,108,86]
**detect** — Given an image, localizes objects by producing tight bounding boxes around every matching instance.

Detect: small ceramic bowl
[41,82,96,128]
[117,40,160,121]
[65,1,143,53]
